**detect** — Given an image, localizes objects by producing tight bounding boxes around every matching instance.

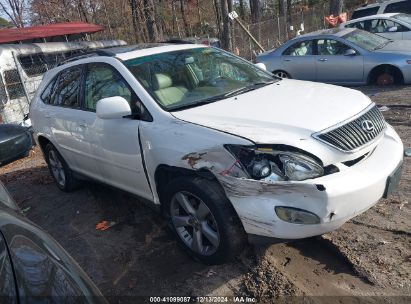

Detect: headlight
[225,145,324,181]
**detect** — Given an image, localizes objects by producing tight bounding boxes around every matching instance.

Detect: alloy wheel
[170,191,220,256]
[48,150,66,187]
[274,71,288,79]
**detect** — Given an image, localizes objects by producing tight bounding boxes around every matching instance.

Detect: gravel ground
[0,85,410,303]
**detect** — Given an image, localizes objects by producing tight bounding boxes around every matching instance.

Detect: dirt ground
[0,85,410,303]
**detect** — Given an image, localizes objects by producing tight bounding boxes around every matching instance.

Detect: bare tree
[0,0,28,27]
[179,0,190,36]
[238,0,245,19]
[330,0,344,15]
[220,0,231,50]
[249,0,260,24]
[143,0,160,42]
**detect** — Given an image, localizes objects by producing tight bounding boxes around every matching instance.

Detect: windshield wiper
[224,80,276,98]
[168,94,228,111]
[169,80,276,111]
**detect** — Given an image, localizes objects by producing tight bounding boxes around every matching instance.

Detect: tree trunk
[129,0,142,42]
[329,0,343,15]
[249,0,260,24]
[180,0,190,37]
[214,0,222,38]
[220,0,231,51]
[143,0,159,42]
[238,0,245,19]
[286,0,292,37]
[278,0,285,17]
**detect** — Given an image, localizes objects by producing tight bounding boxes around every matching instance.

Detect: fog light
[275,206,320,225]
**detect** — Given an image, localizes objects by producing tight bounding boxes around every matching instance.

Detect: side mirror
[344,49,357,56]
[254,62,267,71]
[96,96,131,120]
[388,26,398,32]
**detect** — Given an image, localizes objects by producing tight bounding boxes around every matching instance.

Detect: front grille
[314,105,386,152]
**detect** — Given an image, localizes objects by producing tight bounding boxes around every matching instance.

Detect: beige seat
[153,73,187,106]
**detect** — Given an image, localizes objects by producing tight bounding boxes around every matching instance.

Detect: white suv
[30,44,404,264]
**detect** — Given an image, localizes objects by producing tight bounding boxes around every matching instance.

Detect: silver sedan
[256,28,411,85]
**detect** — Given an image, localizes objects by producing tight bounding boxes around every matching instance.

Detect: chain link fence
[233,4,330,60]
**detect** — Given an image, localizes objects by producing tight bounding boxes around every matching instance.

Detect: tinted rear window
[352,7,379,19]
[385,0,411,14]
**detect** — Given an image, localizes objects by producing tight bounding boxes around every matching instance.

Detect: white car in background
[30,44,404,264]
[341,13,411,40]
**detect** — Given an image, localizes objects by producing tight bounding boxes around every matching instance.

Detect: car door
[44,65,100,177]
[82,62,152,200]
[280,39,316,80]
[315,38,364,84]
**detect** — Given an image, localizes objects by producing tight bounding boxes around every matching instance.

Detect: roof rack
[57,49,114,66]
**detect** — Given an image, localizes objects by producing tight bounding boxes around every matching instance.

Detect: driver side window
[317,39,350,55]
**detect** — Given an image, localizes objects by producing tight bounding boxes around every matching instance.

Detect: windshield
[344,30,390,51]
[124,47,276,111]
[392,13,411,25]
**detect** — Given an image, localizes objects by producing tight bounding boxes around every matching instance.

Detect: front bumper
[218,125,404,239]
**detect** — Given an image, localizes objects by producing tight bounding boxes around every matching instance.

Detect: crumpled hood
[172,79,372,144]
[375,40,411,54]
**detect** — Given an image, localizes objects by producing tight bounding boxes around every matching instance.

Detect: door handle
[284,58,292,61]
[318,58,327,62]
[44,113,54,118]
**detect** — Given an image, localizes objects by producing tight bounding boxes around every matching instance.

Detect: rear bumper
[219,125,404,239]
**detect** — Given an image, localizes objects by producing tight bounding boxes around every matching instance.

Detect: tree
[220,0,231,50]
[0,0,28,27]
[179,0,190,36]
[249,0,260,24]
[143,0,161,42]
[0,16,11,28]
[330,0,343,15]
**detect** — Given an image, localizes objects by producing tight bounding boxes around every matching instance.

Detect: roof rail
[57,49,113,66]
[163,39,195,44]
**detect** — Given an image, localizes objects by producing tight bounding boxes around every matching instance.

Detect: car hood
[172,79,372,144]
[375,40,411,54]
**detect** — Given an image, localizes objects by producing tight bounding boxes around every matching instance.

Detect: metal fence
[233,4,330,60]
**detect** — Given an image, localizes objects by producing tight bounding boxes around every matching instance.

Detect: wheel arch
[154,165,219,204]
[367,64,404,85]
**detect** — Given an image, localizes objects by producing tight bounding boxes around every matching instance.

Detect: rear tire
[163,176,247,265]
[44,143,79,192]
[369,65,403,86]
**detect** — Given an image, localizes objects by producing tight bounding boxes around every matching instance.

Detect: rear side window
[385,1,411,14]
[40,76,58,104]
[43,66,83,108]
[54,66,82,108]
[351,7,379,19]
[283,40,313,56]
[4,69,25,100]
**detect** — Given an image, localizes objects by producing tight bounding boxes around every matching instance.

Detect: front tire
[163,176,246,264]
[44,143,79,192]
[273,70,290,79]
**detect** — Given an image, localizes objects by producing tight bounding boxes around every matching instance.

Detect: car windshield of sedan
[344,30,390,51]
[392,13,411,25]
[125,47,276,111]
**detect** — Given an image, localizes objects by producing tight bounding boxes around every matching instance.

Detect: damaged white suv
[30,44,404,264]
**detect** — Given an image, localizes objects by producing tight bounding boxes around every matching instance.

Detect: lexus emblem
[361,120,375,133]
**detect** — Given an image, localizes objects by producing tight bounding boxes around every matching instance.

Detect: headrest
[153,73,172,90]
